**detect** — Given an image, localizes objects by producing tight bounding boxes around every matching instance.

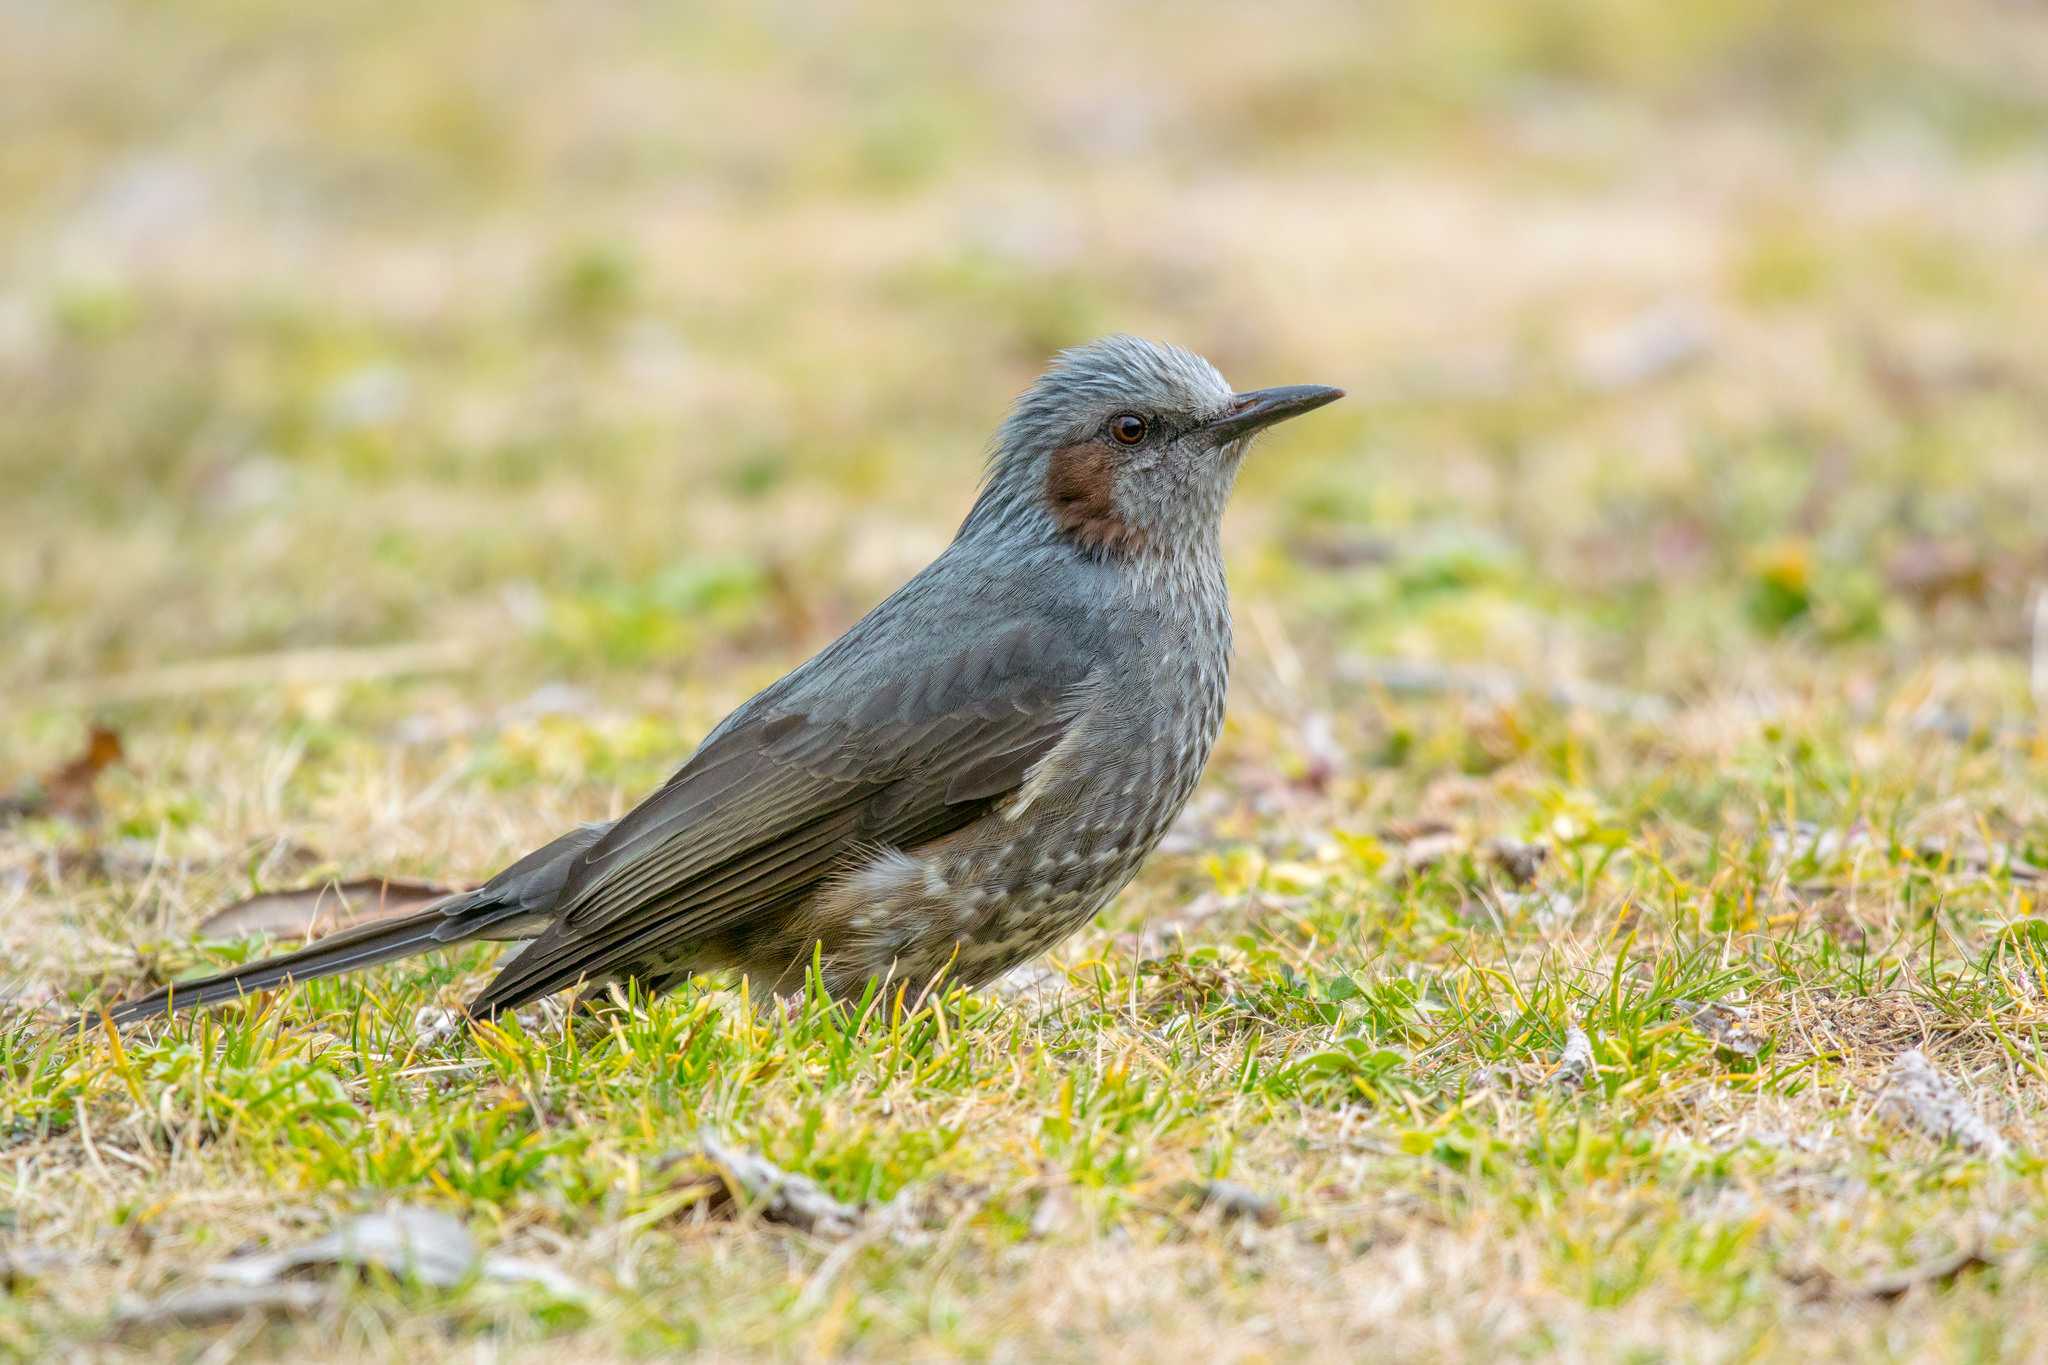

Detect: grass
[5,0,2048,1358]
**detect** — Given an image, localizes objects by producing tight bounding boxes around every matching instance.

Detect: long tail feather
[104,904,477,1026]
[99,821,617,1028]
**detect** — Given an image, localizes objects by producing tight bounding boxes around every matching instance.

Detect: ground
[5,1,2048,1359]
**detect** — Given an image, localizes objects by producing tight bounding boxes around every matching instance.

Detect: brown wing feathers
[465,619,1095,1014]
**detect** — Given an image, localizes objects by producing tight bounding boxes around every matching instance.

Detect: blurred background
[3,0,2045,839]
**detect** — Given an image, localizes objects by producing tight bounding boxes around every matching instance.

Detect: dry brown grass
[6,0,2048,1359]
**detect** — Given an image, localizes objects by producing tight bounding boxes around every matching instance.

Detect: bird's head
[966,335,1342,559]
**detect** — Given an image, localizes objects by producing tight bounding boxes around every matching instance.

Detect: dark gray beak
[1203,384,1345,443]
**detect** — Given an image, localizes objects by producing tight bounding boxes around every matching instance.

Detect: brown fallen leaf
[196,877,463,941]
[0,725,124,824]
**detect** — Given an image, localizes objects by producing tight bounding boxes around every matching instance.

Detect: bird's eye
[1109,413,1148,445]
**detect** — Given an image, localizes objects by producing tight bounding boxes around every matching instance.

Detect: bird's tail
[95,820,614,1029]
[99,900,484,1027]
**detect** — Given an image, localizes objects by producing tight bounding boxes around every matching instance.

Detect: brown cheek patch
[1044,440,1146,555]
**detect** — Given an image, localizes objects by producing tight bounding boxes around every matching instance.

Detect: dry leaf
[196,877,461,941]
[0,725,124,824]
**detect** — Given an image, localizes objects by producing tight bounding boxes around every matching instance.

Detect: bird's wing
[468,615,1097,1012]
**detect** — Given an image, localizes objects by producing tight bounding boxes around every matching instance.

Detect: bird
[105,336,1342,1026]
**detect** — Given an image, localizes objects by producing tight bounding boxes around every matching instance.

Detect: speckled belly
[743,673,1226,996]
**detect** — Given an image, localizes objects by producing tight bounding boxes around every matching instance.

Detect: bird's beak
[1202,384,1345,443]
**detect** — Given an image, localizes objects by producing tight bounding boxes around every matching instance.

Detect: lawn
[4,1,2048,1359]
